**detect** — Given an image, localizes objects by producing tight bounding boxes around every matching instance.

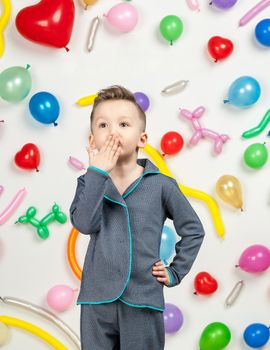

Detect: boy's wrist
[87,165,109,177]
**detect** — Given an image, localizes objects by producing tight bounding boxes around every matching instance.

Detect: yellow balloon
[76,93,97,106]
[142,143,225,239]
[0,316,68,349]
[216,175,243,210]
[80,0,98,9]
[0,0,11,58]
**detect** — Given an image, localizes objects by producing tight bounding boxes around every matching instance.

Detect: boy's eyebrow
[95,116,132,122]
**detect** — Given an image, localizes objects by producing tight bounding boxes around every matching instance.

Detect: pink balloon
[186,0,200,11]
[0,188,27,225]
[47,285,78,312]
[239,0,270,26]
[179,106,229,155]
[68,156,86,170]
[238,244,270,273]
[104,3,139,33]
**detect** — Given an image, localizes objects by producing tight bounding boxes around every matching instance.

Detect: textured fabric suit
[69,157,205,349]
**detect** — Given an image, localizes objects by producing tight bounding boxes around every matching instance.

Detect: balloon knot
[54,122,58,127]
[26,64,31,70]
[65,47,70,52]
[36,168,40,172]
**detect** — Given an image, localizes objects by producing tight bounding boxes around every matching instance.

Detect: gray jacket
[69,158,205,311]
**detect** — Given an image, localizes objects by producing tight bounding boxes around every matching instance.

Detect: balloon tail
[36,168,40,172]
[235,264,239,268]
[240,207,244,212]
[193,291,197,295]
[65,47,70,52]
[84,4,88,10]
[53,122,58,127]
[26,64,31,70]
[170,40,173,46]
[223,99,229,104]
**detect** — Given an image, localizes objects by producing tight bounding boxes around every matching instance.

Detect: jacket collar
[104,158,160,204]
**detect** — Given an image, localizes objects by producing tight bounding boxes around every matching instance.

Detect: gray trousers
[80,299,165,350]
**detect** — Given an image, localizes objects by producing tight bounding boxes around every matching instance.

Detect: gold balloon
[216,175,243,210]
[80,0,98,10]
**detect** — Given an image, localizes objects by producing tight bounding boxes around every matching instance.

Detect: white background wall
[0,0,269,349]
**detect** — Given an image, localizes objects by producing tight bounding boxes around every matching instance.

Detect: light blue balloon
[160,225,177,265]
[224,76,261,108]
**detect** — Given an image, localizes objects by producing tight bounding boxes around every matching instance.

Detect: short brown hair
[90,85,146,133]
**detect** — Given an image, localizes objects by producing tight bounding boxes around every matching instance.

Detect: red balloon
[207,36,234,62]
[15,143,41,172]
[15,0,75,50]
[194,271,218,295]
[160,131,184,156]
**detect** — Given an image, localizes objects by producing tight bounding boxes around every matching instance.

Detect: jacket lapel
[104,158,160,204]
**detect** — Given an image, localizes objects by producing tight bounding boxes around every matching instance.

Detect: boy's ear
[138,132,148,148]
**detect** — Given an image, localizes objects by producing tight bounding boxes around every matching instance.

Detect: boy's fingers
[155,261,163,265]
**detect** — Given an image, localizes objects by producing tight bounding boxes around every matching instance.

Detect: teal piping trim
[166,267,173,286]
[88,165,109,177]
[119,298,164,312]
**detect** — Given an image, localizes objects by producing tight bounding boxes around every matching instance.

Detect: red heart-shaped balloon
[15,143,41,172]
[207,36,234,62]
[15,0,75,50]
[194,271,218,295]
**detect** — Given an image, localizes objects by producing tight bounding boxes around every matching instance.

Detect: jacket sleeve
[163,178,205,287]
[69,165,109,235]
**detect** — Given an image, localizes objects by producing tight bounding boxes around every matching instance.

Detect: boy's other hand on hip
[86,134,122,173]
[152,260,170,286]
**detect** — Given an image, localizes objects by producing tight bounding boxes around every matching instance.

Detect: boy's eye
[98,123,107,128]
[120,122,129,127]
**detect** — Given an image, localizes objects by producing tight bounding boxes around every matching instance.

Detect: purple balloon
[134,91,150,112]
[210,0,238,10]
[238,244,270,273]
[163,303,184,334]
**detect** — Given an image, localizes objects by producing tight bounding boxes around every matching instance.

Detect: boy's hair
[90,85,146,133]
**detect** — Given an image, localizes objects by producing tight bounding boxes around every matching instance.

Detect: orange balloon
[67,227,82,280]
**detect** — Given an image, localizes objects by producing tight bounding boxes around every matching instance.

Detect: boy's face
[89,100,148,158]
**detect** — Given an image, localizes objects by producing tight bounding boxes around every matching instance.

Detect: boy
[69,85,205,350]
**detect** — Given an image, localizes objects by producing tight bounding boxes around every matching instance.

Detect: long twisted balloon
[142,143,225,239]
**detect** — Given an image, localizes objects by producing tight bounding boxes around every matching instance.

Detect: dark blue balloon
[243,323,270,348]
[29,91,60,126]
[255,19,270,47]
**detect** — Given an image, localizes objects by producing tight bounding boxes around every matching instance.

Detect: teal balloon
[243,143,268,169]
[160,225,177,264]
[0,65,32,103]
[159,15,183,45]
[199,322,231,350]
[224,76,261,108]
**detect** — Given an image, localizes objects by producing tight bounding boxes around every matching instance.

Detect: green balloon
[159,15,183,45]
[0,65,32,103]
[243,143,268,169]
[199,322,231,350]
